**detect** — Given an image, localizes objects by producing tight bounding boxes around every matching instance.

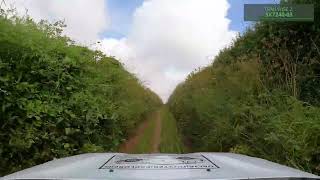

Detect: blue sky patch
[101,0,144,39]
[101,0,280,39]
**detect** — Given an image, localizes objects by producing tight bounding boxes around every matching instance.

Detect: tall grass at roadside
[159,107,185,153]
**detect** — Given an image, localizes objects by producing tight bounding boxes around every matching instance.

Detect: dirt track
[119,111,162,153]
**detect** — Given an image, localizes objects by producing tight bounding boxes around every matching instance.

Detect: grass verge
[159,107,185,153]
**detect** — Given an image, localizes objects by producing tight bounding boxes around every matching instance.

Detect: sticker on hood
[100,154,218,170]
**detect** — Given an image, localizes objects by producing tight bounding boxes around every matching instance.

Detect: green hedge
[168,0,320,175]
[0,12,162,175]
[168,61,320,174]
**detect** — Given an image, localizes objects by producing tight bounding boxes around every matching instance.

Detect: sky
[4,0,279,101]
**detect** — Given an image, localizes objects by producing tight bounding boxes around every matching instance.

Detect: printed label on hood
[100,154,218,170]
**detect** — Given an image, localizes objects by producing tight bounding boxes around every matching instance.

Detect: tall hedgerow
[168,0,320,175]
[0,10,162,175]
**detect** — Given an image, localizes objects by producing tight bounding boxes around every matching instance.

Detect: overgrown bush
[169,60,320,174]
[168,0,320,175]
[0,11,162,175]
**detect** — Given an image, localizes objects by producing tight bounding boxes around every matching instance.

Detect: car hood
[1,153,319,180]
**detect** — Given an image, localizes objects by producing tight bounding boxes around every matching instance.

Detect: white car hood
[1,153,319,180]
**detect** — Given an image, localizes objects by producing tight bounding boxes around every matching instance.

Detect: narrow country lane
[118,117,152,153]
[118,107,184,153]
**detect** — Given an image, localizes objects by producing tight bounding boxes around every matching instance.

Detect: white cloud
[99,0,236,101]
[4,0,109,43]
[3,0,236,101]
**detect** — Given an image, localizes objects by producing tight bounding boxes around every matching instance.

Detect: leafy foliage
[168,0,320,175]
[0,11,162,175]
